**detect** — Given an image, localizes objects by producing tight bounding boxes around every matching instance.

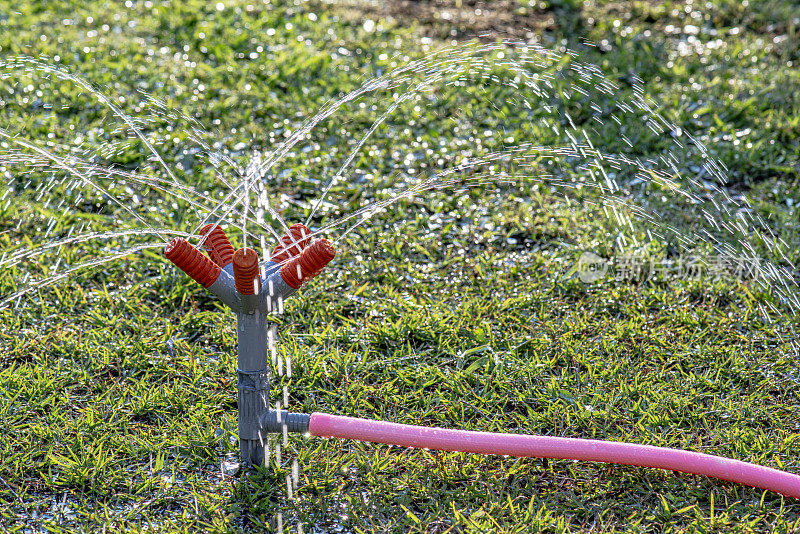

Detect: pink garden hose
[308,412,800,499]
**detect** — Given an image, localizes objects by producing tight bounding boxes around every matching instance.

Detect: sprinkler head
[164,237,221,288]
[258,237,335,314]
[280,238,336,289]
[232,248,261,296]
[270,223,312,265]
[164,224,334,315]
[164,224,337,466]
[198,223,235,269]
[165,237,239,309]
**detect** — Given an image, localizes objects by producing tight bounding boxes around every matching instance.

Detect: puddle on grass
[7,462,236,531]
[221,452,240,477]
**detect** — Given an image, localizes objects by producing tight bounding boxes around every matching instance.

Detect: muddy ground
[325,0,588,42]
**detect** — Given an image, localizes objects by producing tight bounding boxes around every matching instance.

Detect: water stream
[1,41,798,530]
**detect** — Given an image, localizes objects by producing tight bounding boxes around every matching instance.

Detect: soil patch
[330,0,584,42]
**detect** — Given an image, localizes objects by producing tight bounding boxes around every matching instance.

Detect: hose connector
[259,410,311,434]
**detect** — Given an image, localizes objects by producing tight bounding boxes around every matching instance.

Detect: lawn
[1,0,799,532]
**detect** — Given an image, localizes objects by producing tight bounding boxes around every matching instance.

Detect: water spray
[165,225,800,499]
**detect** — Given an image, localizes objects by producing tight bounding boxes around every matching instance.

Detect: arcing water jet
[166,226,800,498]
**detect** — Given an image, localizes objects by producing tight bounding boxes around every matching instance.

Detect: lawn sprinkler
[165,222,330,465]
[166,225,800,499]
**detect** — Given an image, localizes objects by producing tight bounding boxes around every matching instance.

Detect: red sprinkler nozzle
[280,238,335,289]
[232,248,261,295]
[198,223,235,268]
[271,223,312,265]
[165,238,221,288]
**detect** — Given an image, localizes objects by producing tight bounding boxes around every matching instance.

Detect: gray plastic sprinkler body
[165,223,332,465]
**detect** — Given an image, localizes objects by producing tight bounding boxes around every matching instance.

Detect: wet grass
[1,0,799,532]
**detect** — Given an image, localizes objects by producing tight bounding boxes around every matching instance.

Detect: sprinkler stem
[230,235,333,465]
[236,310,272,465]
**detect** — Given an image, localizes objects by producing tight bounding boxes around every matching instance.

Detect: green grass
[1,0,799,532]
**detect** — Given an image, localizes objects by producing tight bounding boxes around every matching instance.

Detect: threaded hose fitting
[165,238,221,288]
[232,248,261,295]
[259,410,311,434]
[271,223,312,265]
[280,238,335,289]
[198,223,235,268]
